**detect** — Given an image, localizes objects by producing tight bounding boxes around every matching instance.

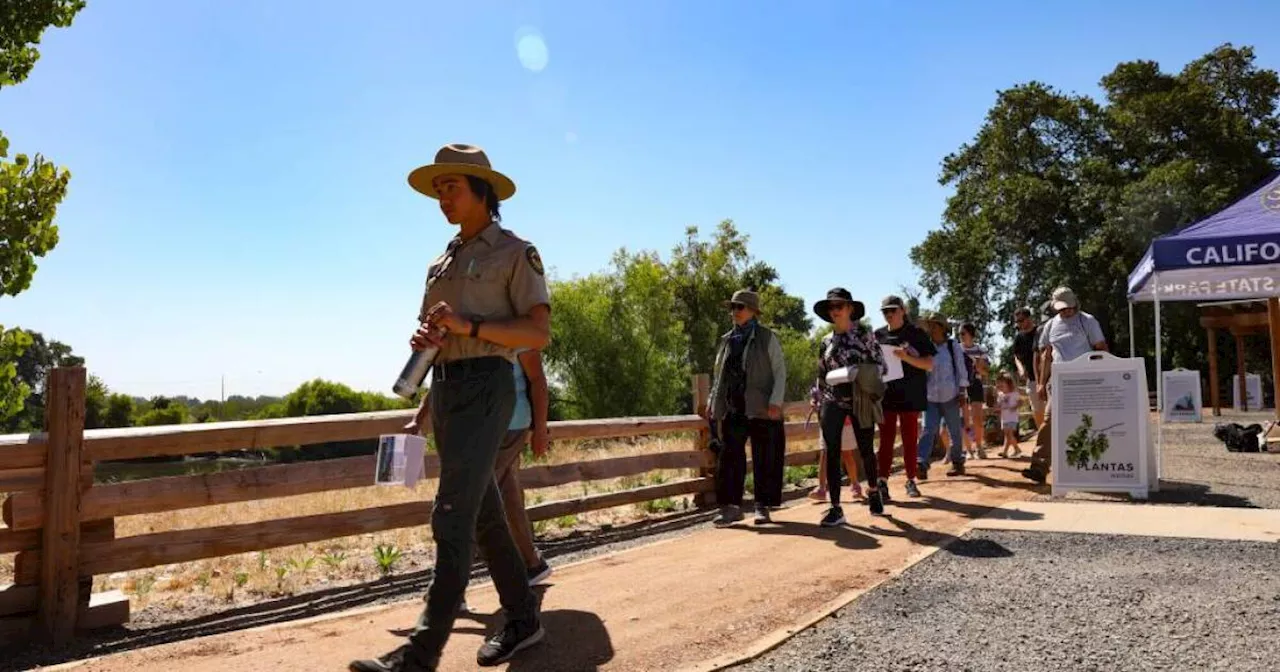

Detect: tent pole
[1154,273,1163,489]
[1154,286,1162,412]
[1128,301,1136,358]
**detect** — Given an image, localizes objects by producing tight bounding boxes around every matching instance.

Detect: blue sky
[1,0,1276,400]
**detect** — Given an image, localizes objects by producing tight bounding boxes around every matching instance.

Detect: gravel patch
[1032,411,1280,509]
[730,529,1280,672]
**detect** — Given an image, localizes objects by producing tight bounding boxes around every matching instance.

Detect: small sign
[1051,352,1151,499]
[1162,369,1203,423]
[375,433,426,487]
[1233,373,1264,411]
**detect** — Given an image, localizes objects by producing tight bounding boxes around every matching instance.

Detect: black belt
[433,356,508,381]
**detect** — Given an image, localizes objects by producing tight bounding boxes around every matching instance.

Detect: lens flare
[515,26,549,73]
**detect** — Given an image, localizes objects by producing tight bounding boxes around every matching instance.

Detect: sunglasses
[730,303,748,312]
[881,307,900,314]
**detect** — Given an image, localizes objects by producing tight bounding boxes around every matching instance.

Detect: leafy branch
[1064,414,1122,468]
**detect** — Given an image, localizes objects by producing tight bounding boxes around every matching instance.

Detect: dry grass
[0,433,752,614]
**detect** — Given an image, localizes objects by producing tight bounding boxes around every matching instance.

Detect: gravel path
[1033,411,1280,509]
[730,529,1280,672]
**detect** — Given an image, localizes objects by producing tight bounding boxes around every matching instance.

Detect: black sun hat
[813,287,865,323]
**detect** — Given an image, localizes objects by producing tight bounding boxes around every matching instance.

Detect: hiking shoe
[714,505,743,527]
[350,644,437,672]
[868,489,885,516]
[477,617,545,667]
[917,462,929,480]
[978,449,989,460]
[753,505,771,524]
[877,478,891,503]
[1021,468,1046,484]
[946,463,966,477]
[528,559,552,586]
[819,506,846,527]
[905,480,921,498]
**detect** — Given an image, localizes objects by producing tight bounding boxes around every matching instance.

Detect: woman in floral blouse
[810,288,887,526]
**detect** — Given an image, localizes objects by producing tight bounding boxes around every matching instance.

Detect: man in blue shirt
[491,350,553,583]
[914,312,969,478]
[405,349,553,617]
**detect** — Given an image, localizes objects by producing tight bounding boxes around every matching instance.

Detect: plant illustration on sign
[1065,414,1121,469]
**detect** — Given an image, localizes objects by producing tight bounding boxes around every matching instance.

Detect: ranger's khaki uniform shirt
[419,223,550,364]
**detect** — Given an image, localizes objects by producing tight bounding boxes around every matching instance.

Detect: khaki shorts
[1026,382,1046,415]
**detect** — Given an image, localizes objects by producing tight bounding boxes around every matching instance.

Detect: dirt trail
[57,462,1038,672]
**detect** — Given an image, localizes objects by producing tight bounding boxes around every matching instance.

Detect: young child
[996,373,1023,458]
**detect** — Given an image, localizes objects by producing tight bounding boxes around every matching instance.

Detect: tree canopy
[911,43,1280,384]
[0,0,84,426]
[546,220,818,419]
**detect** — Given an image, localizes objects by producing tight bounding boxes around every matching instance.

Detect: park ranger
[351,144,550,672]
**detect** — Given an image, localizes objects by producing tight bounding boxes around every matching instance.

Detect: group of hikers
[701,284,1108,529]
[350,143,1110,671]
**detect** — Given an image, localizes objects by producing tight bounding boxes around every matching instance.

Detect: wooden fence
[0,369,828,646]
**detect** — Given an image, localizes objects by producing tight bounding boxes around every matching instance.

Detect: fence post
[692,374,715,508]
[37,366,86,645]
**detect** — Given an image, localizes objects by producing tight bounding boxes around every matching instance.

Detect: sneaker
[476,617,545,667]
[1021,468,1046,484]
[850,481,864,499]
[819,506,846,527]
[867,489,885,516]
[808,487,827,502]
[917,462,929,480]
[458,599,471,614]
[946,463,966,477]
[713,505,743,527]
[350,644,437,672]
[877,478,891,503]
[753,505,771,524]
[527,559,552,586]
[905,480,921,498]
[978,449,989,460]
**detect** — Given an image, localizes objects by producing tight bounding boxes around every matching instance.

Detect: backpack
[1213,422,1265,453]
[943,339,965,397]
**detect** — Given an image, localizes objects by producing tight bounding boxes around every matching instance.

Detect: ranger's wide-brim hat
[813,287,865,323]
[407,143,516,201]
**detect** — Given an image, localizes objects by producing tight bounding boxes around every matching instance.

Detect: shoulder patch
[525,245,544,276]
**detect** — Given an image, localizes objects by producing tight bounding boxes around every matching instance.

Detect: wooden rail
[0,368,792,645]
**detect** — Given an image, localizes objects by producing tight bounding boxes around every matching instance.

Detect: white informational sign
[1162,369,1203,423]
[375,433,426,487]
[1051,352,1151,499]
[879,344,904,383]
[1232,374,1264,411]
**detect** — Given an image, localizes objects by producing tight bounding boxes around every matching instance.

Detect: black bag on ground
[1212,422,1265,453]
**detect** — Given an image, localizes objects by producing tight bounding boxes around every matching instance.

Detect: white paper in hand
[375,434,427,487]
[825,366,853,385]
[880,344,904,382]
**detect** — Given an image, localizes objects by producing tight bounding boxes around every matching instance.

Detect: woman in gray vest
[707,289,788,526]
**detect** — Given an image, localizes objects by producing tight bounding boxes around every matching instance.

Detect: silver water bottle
[393,345,439,399]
